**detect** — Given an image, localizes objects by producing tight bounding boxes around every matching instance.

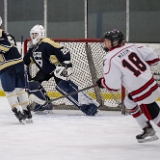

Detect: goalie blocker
[28,80,99,116]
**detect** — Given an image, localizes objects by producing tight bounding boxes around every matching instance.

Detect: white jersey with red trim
[103,43,160,105]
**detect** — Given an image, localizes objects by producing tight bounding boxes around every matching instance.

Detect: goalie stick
[108,89,127,115]
[33,82,126,115]
[32,83,98,105]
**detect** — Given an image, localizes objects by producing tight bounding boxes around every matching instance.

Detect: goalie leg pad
[27,81,54,112]
[56,80,99,116]
[27,81,50,103]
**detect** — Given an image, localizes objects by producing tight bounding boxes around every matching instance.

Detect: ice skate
[12,107,26,124]
[136,121,159,143]
[34,102,54,114]
[28,101,36,111]
[23,105,33,123]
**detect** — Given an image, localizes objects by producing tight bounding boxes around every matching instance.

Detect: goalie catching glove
[54,61,73,80]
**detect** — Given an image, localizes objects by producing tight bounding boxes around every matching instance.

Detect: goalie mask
[30,24,45,45]
[103,29,124,52]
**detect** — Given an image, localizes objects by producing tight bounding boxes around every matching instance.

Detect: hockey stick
[105,89,127,115]
[20,36,23,55]
[50,83,97,102]
[31,84,98,105]
[34,82,125,114]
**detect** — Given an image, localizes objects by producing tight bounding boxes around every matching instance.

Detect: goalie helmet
[0,16,2,26]
[103,29,124,51]
[30,24,45,45]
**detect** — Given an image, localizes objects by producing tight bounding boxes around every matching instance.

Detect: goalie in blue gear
[23,24,99,116]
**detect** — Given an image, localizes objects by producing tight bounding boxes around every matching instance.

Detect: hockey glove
[96,77,106,88]
[54,61,73,80]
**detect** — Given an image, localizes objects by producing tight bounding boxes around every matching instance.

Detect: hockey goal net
[23,39,160,110]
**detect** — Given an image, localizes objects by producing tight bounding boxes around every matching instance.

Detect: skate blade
[43,110,53,114]
[19,119,26,125]
[35,110,53,115]
[26,119,33,123]
[138,135,159,143]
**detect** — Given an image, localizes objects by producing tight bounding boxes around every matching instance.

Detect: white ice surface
[0,97,160,160]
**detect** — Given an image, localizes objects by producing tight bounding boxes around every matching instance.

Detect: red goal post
[24,38,125,110]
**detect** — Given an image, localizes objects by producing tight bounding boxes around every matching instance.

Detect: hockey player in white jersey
[96,29,160,143]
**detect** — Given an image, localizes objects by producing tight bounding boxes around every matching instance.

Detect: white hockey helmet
[0,16,2,26]
[30,24,45,45]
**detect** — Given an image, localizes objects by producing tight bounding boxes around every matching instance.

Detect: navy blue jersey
[23,38,71,75]
[0,29,22,71]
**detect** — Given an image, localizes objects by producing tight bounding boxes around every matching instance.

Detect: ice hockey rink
[0,97,160,160]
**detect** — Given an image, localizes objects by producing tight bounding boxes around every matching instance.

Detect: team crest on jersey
[61,47,69,55]
[33,52,43,67]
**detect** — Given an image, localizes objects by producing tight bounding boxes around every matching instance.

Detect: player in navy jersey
[23,24,99,116]
[0,16,32,123]
[96,29,160,143]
